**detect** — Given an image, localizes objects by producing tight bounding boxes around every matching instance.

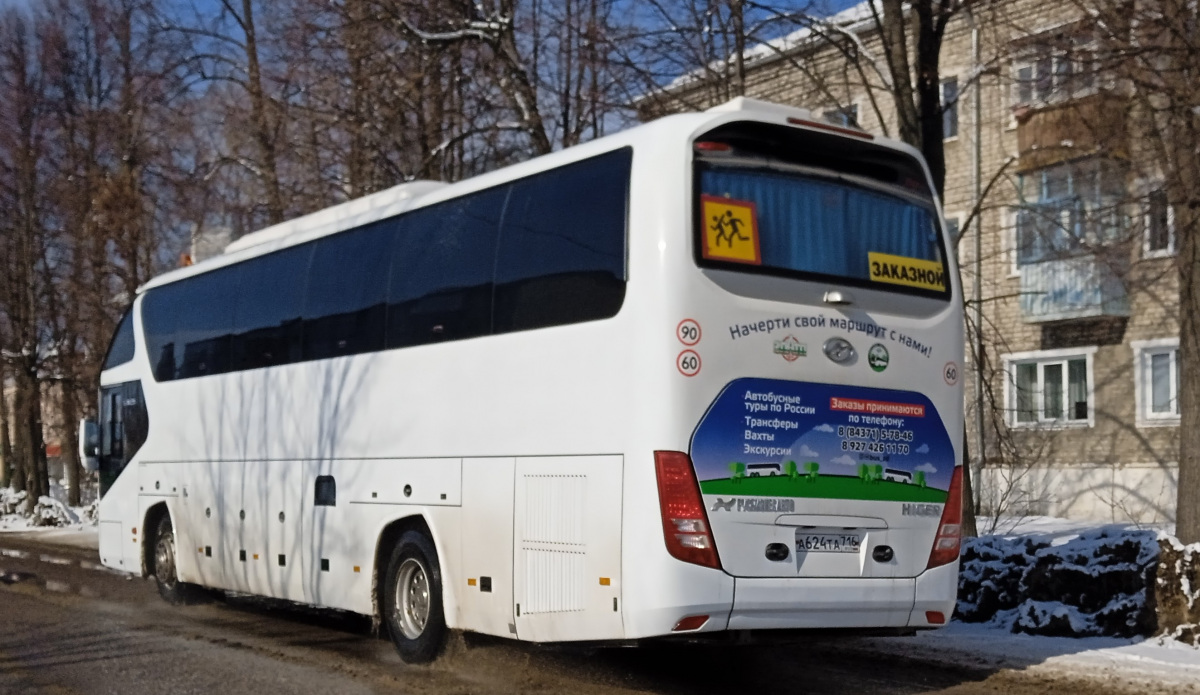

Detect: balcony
[1015,92,1130,172]
[1019,255,1130,323]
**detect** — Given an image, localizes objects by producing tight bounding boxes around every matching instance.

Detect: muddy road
[0,535,1167,694]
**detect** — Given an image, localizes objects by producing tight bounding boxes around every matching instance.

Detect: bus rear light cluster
[654,451,721,570]
[926,466,964,569]
[693,141,733,152]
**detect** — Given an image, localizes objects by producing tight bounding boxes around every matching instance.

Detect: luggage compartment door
[513,455,623,642]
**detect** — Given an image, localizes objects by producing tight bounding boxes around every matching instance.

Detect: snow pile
[0,486,90,530]
[1155,537,1200,646]
[0,487,31,516]
[957,526,1158,638]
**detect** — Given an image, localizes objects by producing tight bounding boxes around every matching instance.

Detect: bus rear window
[696,164,948,297]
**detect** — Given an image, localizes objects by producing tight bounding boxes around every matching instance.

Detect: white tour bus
[81,97,964,663]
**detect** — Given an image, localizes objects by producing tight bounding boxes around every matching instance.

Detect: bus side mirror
[79,418,100,471]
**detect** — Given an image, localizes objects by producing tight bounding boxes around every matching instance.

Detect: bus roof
[139,98,926,295]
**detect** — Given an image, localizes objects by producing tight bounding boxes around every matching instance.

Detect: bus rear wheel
[382,530,447,664]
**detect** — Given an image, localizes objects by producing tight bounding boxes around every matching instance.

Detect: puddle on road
[0,569,38,585]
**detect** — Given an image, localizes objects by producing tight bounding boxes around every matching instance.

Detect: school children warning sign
[700,195,761,265]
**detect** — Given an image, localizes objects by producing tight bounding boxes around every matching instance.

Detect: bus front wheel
[382,530,447,663]
[152,515,202,605]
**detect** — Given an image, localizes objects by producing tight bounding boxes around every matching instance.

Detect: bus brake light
[654,451,721,570]
[926,466,963,570]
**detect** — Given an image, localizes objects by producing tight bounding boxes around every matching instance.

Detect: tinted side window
[142,287,177,381]
[103,308,136,369]
[387,188,507,348]
[177,266,239,379]
[494,148,630,333]
[231,245,312,371]
[142,267,239,381]
[303,222,393,360]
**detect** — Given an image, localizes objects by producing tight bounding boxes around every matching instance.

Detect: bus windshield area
[695,163,948,298]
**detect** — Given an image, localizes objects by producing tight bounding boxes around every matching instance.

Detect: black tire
[382,530,447,664]
[152,515,202,605]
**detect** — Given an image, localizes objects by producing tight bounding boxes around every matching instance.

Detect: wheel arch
[141,501,171,578]
[371,513,436,630]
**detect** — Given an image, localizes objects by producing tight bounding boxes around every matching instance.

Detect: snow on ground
[858,620,1200,692]
[0,485,97,535]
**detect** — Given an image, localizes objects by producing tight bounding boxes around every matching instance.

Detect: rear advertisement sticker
[700,195,761,265]
[868,251,946,292]
[691,378,953,504]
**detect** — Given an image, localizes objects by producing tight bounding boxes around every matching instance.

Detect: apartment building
[656,0,1181,523]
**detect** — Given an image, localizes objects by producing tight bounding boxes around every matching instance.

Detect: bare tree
[1071,0,1200,542]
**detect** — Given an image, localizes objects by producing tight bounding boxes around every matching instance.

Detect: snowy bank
[0,486,97,531]
[957,518,1200,646]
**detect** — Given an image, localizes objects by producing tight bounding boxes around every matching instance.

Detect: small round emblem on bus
[823,337,855,364]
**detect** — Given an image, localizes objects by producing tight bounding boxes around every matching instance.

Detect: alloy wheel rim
[155,532,176,587]
[394,558,430,639]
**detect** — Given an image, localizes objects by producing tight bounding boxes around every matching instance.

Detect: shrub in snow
[32,495,81,527]
[0,487,31,516]
[956,528,1158,638]
[1154,537,1200,646]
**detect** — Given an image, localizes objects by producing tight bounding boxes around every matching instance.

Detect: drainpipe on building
[968,6,987,512]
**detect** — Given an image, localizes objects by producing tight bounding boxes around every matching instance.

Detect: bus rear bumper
[727,563,958,631]
[728,576,916,630]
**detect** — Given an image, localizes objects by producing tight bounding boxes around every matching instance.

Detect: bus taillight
[654,451,721,570]
[926,466,964,570]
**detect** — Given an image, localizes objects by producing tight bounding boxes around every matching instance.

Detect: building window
[1012,46,1096,107]
[1144,189,1175,257]
[1132,339,1180,426]
[823,103,858,128]
[1013,158,1126,266]
[941,78,959,139]
[1005,348,1094,426]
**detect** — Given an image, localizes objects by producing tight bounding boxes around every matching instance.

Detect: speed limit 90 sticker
[677,350,701,377]
[677,319,702,346]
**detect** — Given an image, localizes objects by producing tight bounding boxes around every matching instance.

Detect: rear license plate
[796,532,862,553]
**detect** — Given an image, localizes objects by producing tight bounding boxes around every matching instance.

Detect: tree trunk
[961,423,978,537]
[731,0,745,97]
[12,366,45,500]
[1175,152,1200,544]
[61,381,81,506]
[879,0,920,149]
[0,361,11,489]
[241,0,286,224]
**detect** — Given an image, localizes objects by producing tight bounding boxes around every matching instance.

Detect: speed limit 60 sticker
[677,350,701,377]
[943,362,959,386]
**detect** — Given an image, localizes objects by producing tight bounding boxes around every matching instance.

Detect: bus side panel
[455,457,516,637]
[309,459,464,616]
[512,455,623,642]
[175,459,226,589]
